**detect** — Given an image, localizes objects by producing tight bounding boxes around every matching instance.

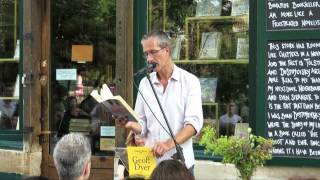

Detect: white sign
[101,126,115,137]
[56,69,77,80]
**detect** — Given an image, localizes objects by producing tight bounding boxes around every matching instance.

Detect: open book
[90,84,139,122]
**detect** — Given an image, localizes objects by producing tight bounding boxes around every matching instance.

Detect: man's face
[228,102,238,115]
[141,37,170,72]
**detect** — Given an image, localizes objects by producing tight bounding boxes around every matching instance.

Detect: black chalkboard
[266,40,320,158]
[266,0,320,31]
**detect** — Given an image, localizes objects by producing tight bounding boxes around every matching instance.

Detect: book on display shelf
[236,37,249,59]
[199,32,222,59]
[171,35,184,60]
[195,0,222,17]
[199,77,218,103]
[231,0,249,16]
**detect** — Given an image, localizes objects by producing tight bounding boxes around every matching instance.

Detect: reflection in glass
[149,0,249,137]
[0,63,19,130]
[0,99,18,130]
[50,0,116,155]
[0,0,18,58]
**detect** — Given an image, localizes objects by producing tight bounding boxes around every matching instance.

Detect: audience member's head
[53,133,91,180]
[23,176,49,180]
[125,176,145,180]
[149,159,195,180]
[288,176,318,180]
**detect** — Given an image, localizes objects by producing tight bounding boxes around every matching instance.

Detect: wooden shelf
[0,97,19,100]
[202,102,218,106]
[186,15,248,23]
[0,24,15,27]
[174,59,249,64]
[185,15,249,60]
[0,58,19,63]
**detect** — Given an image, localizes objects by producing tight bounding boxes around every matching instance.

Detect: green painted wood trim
[0,172,22,180]
[133,0,148,101]
[186,15,248,22]
[249,0,257,135]
[0,139,23,150]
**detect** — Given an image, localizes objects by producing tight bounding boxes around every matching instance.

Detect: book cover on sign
[127,146,156,178]
[90,84,139,122]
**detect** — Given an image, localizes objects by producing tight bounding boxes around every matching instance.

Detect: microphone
[134,63,157,76]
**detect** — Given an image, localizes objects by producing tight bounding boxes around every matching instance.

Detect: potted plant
[199,126,273,180]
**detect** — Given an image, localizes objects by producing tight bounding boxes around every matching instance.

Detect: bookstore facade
[1,0,320,179]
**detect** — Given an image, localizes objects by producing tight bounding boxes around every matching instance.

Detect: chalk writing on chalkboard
[266,40,320,158]
[266,0,320,31]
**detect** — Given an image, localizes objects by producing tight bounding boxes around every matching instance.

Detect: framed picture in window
[171,35,184,60]
[231,0,249,16]
[199,32,222,59]
[195,0,222,17]
[236,37,249,59]
[200,77,218,103]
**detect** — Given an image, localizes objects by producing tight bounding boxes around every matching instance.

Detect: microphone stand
[146,73,185,163]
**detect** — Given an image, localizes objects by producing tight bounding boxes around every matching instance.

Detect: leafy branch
[199,126,273,180]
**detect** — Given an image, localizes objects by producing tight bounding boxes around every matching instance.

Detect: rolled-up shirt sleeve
[184,77,203,135]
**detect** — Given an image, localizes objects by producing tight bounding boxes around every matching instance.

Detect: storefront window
[50,0,116,155]
[148,0,249,137]
[0,0,20,132]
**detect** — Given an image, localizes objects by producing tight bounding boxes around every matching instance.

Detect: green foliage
[199,126,273,180]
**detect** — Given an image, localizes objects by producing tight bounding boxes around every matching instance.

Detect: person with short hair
[23,176,49,180]
[149,159,195,180]
[219,100,241,136]
[53,133,91,180]
[116,30,203,172]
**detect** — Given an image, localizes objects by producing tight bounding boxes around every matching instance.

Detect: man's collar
[151,64,179,84]
[171,64,179,81]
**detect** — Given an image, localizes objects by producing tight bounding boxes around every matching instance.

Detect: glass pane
[0,0,20,131]
[0,63,19,130]
[50,0,116,155]
[0,0,18,59]
[148,0,249,137]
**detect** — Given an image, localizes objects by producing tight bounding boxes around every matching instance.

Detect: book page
[91,84,139,122]
[101,96,139,122]
[100,84,113,101]
[90,83,114,103]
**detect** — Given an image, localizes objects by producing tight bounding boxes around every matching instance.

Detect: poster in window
[171,35,184,60]
[231,0,249,16]
[199,32,222,59]
[236,37,249,59]
[195,0,222,17]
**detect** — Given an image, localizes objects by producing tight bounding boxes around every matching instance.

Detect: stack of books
[69,118,91,134]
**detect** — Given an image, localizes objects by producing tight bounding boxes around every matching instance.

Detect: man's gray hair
[141,30,173,52]
[53,133,91,180]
